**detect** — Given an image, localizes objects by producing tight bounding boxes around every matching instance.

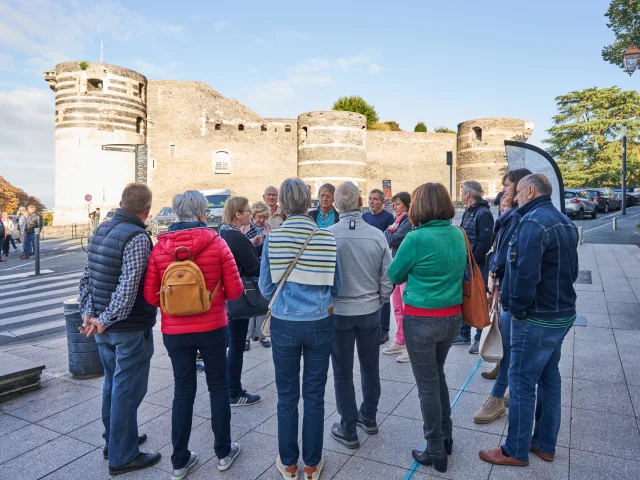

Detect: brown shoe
[530,444,554,462]
[276,456,298,479]
[303,458,324,480]
[479,446,529,466]
[481,364,499,380]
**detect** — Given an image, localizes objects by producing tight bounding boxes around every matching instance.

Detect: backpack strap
[174,246,193,261]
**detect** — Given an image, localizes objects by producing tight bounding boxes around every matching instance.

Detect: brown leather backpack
[457,227,491,329]
[159,246,221,316]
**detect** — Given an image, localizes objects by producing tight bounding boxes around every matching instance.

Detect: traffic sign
[85,194,92,202]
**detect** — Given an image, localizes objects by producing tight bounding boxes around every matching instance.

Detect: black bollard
[64,299,104,378]
[34,227,41,276]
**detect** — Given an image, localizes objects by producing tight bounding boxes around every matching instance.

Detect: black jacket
[384,214,413,258]
[461,200,494,267]
[25,213,43,235]
[219,226,261,277]
[86,209,156,332]
[309,207,340,226]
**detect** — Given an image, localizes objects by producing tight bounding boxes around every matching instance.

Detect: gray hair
[369,189,385,201]
[521,174,553,196]
[120,183,152,214]
[279,178,311,215]
[462,180,483,200]
[318,183,336,196]
[172,190,208,222]
[335,182,361,212]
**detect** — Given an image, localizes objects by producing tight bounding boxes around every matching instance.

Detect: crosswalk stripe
[0,270,55,281]
[5,319,66,338]
[0,278,80,299]
[0,307,63,328]
[0,272,82,291]
[0,286,78,304]
[0,295,77,316]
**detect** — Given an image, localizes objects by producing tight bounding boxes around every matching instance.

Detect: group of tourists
[0,205,42,262]
[78,171,578,479]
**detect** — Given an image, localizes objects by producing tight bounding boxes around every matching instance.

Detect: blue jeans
[380,302,391,333]
[95,328,154,467]
[403,314,461,452]
[163,328,231,469]
[23,233,34,257]
[503,319,571,462]
[491,310,512,399]
[271,315,335,467]
[332,310,381,437]
[459,323,482,342]
[227,318,249,398]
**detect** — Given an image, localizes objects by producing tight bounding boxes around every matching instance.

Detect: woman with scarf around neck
[382,191,413,363]
[240,201,273,349]
[143,190,245,477]
[259,178,342,480]
[219,197,263,407]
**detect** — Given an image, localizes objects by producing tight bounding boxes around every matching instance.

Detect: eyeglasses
[256,215,269,220]
[264,194,277,198]
[242,209,251,214]
[204,209,211,216]
[319,194,334,200]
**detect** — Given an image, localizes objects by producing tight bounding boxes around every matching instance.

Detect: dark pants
[23,233,34,257]
[95,329,154,467]
[271,315,335,467]
[227,318,249,398]
[403,314,461,453]
[2,235,16,255]
[163,328,231,469]
[503,319,571,462]
[491,310,512,399]
[459,324,482,342]
[332,310,381,437]
[379,301,391,333]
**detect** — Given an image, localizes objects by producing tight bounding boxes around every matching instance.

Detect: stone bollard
[613,217,617,230]
[578,227,583,245]
[64,299,104,378]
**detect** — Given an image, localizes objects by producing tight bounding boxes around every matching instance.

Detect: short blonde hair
[250,201,270,220]
[222,196,249,224]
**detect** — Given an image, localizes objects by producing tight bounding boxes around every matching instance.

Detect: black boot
[412,449,447,473]
[444,436,453,455]
[108,452,161,476]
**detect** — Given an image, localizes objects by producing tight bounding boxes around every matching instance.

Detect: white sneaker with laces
[382,342,406,355]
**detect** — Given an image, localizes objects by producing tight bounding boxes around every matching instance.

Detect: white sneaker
[382,342,406,355]
[396,350,410,363]
[172,452,198,480]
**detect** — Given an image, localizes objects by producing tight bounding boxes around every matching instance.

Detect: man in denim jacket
[480,174,578,467]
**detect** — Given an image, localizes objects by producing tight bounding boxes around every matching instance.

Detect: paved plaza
[1,243,640,479]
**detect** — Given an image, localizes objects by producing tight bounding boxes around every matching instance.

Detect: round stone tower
[44,61,148,225]
[297,111,367,196]
[456,118,534,199]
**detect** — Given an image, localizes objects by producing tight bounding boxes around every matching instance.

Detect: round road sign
[85,194,93,202]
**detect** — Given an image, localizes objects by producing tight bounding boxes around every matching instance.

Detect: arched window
[87,79,103,92]
[238,124,244,131]
[473,127,482,141]
[215,123,221,130]
[213,150,231,174]
[138,83,145,98]
[136,117,143,134]
[301,126,308,144]
[285,125,291,132]
[261,125,267,132]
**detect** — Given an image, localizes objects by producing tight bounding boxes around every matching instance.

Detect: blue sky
[0,0,636,208]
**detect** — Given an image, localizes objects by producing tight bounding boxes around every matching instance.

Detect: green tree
[543,86,640,187]
[332,95,379,127]
[384,121,401,131]
[414,122,427,132]
[602,0,640,69]
[434,125,456,134]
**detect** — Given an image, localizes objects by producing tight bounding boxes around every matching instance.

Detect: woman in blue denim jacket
[259,178,342,480]
[473,168,530,425]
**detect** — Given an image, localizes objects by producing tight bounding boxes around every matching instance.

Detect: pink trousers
[392,283,406,345]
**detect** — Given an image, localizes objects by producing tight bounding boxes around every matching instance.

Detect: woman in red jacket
[144,191,244,478]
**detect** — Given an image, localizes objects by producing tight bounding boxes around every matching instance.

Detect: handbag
[479,294,503,363]
[261,227,317,336]
[457,226,491,329]
[226,267,270,321]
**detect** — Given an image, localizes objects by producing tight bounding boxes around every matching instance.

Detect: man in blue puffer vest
[79,183,160,476]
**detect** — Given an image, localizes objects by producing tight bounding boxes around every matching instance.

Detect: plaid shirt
[78,233,152,328]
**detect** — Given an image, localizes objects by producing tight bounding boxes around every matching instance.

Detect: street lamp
[623,45,640,75]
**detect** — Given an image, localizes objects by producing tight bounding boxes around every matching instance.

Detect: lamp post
[622,125,627,215]
[623,45,640,75]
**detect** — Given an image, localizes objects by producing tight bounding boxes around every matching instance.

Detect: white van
[200,189,232,230]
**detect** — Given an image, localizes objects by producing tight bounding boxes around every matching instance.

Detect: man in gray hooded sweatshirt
[328,182,393,450]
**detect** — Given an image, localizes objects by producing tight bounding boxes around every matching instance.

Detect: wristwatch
[489,271,498,278]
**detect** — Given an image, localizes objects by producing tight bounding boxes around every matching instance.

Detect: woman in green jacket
[387,183,467,474]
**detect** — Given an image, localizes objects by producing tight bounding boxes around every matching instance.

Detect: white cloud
[369,63,383,73]
[213,20,227,32]
[129,58,181,78]
[0,52,14,70]
[277,31,309,41]
[252,36,267,45]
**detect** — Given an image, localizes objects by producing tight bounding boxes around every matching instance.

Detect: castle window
[213,150,231,174]
[238,124,244,131]
[136,117,143,134]
[170,143,175,158]
[261,125,267,132]
[473,127,482,141]
[301,127,308,144]
[87,79,103,92]
[139,83,145,98]
[285,125,291,132]
[215,123,221,130]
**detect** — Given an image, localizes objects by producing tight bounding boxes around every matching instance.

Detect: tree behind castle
[0,176,46,214]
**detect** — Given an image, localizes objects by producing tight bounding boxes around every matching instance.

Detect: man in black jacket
[20,205,43,260]
[453,181,494,354]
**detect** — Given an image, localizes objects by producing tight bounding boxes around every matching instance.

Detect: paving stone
[445,345,487,367]
[354,378,414,415]
[450,390,507,436]
[466,367,504,396]
[65,418,105,447]
[621,361,640,386]
[0,412,29,437]
[573,357,625,384]
[40,447,106,480]
[607,302,640,315]
[322,410,388,456]
[150,353,173,370]
[0,423,60,464]
[391,387,459,421]
[36,395,103,434]
[576,313,611,328]
[143,385,175,409]
[489,446,569,479]
[241,355,264,373]
[379,358,419,384]
[627,384,640,415]
[576,291,605,303]
[576,300,608,314]
[573,340,619,360]
[240,362,276,392]
[605,292,639,304]
[139,409,207,453]
[570,408,640,460]
[570,448,640,480]
[572,378,634,416]
[610,314,640,330]
[258,447,350,479]
[573,327,616,344]
[58,372,105,390]
[503,405,570,449]
[332,456,412,480]
[573,284,604,292]
[561,376,572,408]
[229,388,279,430]
[187,431,279,480]
[145,366,176,394]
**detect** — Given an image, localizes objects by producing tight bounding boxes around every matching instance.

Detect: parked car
[584,188,622,213]
[200,188,231,231]
[150,207,177,235]
[102,209,116,222]
[564,189,598,220]
[613,188,639,207]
